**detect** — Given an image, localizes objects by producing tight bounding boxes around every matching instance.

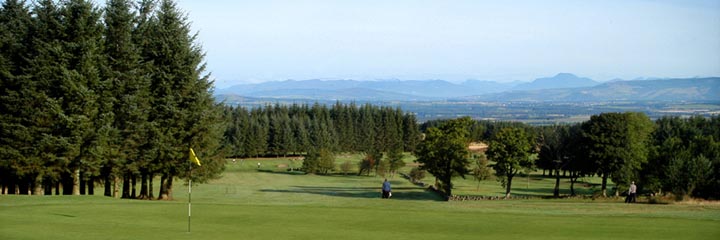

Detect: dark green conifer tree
[144,0,225,200]
[0,0,34,194]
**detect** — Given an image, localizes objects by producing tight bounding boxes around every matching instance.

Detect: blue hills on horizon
[214,73,720,102]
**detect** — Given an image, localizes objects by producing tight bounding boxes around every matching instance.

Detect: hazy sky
[174,0,720,88]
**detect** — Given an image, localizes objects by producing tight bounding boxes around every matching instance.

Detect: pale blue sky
[174,0,720,88]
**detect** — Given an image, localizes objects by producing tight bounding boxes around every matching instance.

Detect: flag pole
[187,148,201,233]
[188,156,192,233]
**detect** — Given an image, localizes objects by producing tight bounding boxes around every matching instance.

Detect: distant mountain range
[511,73,598,91]
[214,74,720,102]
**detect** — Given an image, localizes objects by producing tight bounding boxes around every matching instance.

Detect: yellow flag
[189,148,201,166]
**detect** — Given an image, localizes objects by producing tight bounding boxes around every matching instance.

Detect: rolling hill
[214,75,720,102]
[467,77,720,101]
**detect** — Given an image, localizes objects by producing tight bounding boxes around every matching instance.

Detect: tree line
[2,1,717,202]
[221,102,421,174]
[533,114,719,200]
[415,113,720,200]
[0,0,224,199]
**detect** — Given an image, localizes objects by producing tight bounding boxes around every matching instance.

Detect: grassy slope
[1,157,719,240]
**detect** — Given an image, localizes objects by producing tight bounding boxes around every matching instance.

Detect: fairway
[2,159,719,240]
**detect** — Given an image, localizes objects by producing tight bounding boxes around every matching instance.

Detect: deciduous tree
[487,127,534,198]
[581,112,653,197]
[414,117,472,199]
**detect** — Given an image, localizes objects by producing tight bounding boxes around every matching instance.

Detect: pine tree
[402,113,421,152]
[358,104,380,160]
[22,0,68,195]
[292,113,311,155]
[103,0,154,198]
[144,0,225,200]
[0,0,34,195]
[56,0,105,195]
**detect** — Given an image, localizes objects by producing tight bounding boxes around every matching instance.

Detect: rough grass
[1,156,719,240]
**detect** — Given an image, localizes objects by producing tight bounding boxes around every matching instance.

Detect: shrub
[409,167,426,183]
[340,161,353,175]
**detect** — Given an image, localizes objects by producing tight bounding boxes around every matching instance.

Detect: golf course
[2,156,719,240]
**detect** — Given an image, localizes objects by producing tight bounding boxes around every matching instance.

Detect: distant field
[2,156,719,240]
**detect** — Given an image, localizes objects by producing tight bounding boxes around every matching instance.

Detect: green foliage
[340,160,353,175]
[302,148,336,175]
[318,148,336,175]
[421,119,532,142]
[537,125,577,197]
[376,158,390,177]
[386,148,405,177]
[414,117,473,198]
[471,153,492,190]
[409,167,426,183]
[357,153,377,176]
[666,155,712,199]
[487,127,534,198]
[581,112,654,197]
[0,0,223,198]
[644,115,720,199]
[220,103,419,158]
[302,149,320,174]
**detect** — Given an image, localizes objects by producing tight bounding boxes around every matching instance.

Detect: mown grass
[1,155,719,240]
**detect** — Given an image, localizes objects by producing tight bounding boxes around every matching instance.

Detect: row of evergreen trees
[0,0,224,199]
[222,102,421,174]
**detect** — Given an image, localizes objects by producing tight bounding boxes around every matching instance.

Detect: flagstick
[188,161,192,233]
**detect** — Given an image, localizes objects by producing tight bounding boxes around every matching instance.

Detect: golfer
[629,181,637,203]
[382,179,392,199]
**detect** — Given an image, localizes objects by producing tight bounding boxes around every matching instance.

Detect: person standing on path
[382,179,392,199]
[629,181,637,203]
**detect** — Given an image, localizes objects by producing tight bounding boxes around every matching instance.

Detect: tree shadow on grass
[461,186,598,199]
[256,169,307,175]
[260,186,445,201]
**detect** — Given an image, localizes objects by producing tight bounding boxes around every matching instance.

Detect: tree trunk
[601,172,608,197]
[33,175,43,196]
[87,178,94,195]
[130,174,137,199]
[104,174,112,197]
[138,172,148,199]
[113,176,120,198]
[570,174,577,196]
[121,173,130,198]
[44,179,53,195]
[505,175,513,198]
[148,173,155,199]
[158,175,165,200]
[72,168,80,195]
[553,168,561,198]
[166,177,173,200]
[159,174,173,200]
[79,172,86,195]
[55,181,60,195]
[442,176,452,198]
